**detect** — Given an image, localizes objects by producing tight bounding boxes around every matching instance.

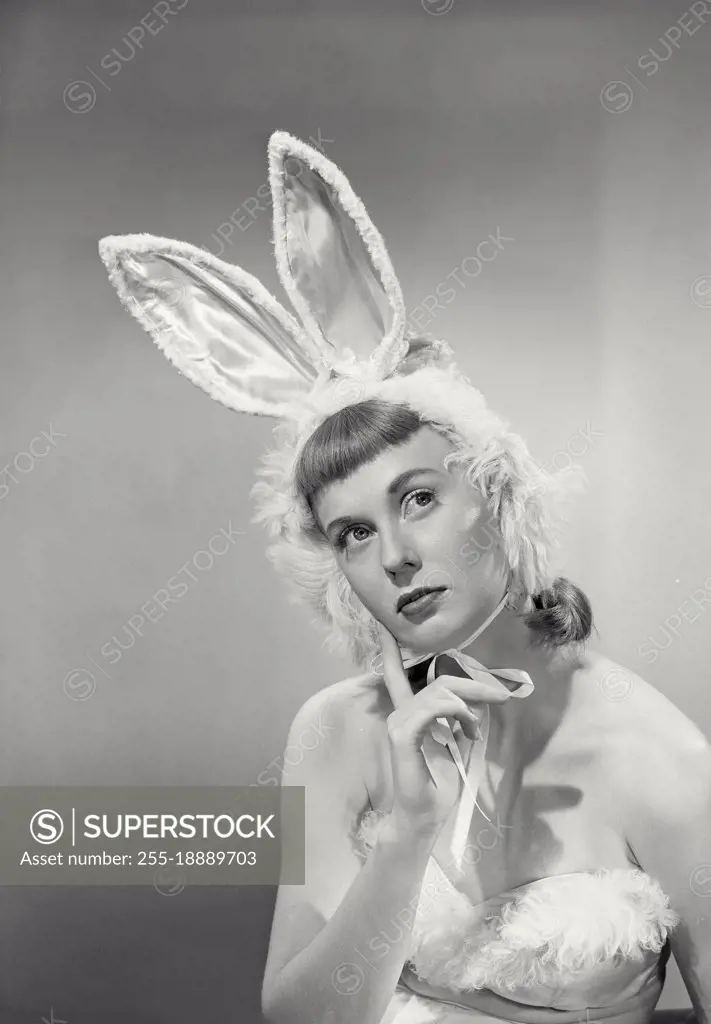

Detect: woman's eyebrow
[325,468,441,536]
[385,467,439,496]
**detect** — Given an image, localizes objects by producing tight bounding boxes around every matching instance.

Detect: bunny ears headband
[98,131,580,666]
[98,131,420,420]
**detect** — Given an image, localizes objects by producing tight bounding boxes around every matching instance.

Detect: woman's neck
[455,604,582,757]
[456,601,582,710]
[455,602,537,671]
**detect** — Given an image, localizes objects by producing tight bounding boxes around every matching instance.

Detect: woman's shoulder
[282,673,387,810]
[286,670,388,746]
[578,653,711,877]
[578,651,703,733]
[577,651,711,789]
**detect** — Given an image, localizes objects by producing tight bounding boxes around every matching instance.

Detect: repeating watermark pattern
[153,864,187,895]
[116,282,194,364]
[690,864,711,897]
[63,670,97,703]
[125,282,189,347]
[690,275,711,308]
[217,714,338,841]
[331,370,368,405]
[320,231,515,413]
[600,1,710,113]
[637,574,711,665]
[63,0,189,114]
[132,280,186,317]
[203,129,335,257]
[0,424,66,503]
[599,667,634,702]
[253,713,337,785]
[368,650,385,678]
[421,0,455,14]
[318,350,381,410]
[332,962,366,994]
[527,421,603,495]
[404,229,514,336]
[62,520,243,697]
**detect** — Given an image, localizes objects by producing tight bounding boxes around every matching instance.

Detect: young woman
[98,131,711,1024]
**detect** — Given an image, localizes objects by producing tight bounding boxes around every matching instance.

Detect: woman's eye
[403,488,435,515]
[338,524,370,549]
[336,490,436,550]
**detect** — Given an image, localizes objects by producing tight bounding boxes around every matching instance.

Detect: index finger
[376,621,413,710]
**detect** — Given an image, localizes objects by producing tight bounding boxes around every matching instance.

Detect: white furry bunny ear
[98,233,324,419]
[268,131,408,378]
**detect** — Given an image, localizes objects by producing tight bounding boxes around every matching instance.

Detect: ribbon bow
[399,595,535,871]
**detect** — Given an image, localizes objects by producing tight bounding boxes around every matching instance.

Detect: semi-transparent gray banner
[0,786,304,887]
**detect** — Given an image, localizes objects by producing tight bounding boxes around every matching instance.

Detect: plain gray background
[1,0,710,1019]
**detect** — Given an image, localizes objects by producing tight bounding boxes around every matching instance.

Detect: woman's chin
[396,613,461,654]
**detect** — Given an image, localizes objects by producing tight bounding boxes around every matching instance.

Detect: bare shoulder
[579,651,711,813]
[579,650,707,745]
[286,671,386,749]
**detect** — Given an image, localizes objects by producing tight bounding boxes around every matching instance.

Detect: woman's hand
[376,621,513,842]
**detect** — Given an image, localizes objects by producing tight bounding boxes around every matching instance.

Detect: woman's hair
[293,397,593,650]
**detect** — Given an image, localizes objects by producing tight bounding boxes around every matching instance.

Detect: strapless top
[354,809,679,1022]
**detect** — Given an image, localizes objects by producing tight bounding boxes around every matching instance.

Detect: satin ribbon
[400,590,535,871]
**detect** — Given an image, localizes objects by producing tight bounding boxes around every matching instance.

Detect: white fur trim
[355,810,679,996]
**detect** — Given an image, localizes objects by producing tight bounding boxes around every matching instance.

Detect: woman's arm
[261,680,438,1024]
[614,683,711,1023]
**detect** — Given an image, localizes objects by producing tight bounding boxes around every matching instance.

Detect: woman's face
[313,426,510,654]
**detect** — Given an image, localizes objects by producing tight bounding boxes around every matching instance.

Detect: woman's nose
[380,528,421,577]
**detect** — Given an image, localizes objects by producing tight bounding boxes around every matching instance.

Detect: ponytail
[524,576,594,648]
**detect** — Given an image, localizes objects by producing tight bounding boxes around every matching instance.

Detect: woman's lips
[398,588,447,620]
